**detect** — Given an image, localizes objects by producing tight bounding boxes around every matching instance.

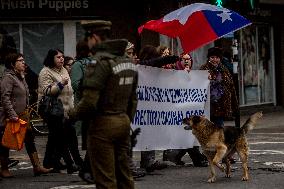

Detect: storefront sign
[0,0,96,19]
[0,0,89,11]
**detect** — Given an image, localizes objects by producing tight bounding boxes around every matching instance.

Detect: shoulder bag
[38,85,64,120]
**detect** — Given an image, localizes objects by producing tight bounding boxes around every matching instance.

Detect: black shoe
[146,161,167,172]
[78,171,94,184]
[174,160,185,166]
[132,168,146,179]
[193,160,208,167]
[8,159,19,168]
[67,164,79,174]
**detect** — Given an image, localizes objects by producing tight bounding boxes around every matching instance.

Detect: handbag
[1,119,27,151]
[38,85,64,120]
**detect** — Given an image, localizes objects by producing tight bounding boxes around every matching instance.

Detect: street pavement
[1,110,284,189]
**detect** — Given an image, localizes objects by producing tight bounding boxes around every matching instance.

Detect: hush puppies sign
[0,0,89,11]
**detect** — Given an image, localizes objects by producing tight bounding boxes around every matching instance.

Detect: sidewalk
[227,108,284,129]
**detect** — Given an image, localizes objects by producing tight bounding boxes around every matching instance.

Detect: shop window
[240,24,274,105]
[22,23,64,74]
[76,22,85,42]
[0,24,20,56]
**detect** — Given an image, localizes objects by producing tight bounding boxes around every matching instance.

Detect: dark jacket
[200,62,238,118]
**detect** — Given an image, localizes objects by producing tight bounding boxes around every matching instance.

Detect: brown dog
[183,112,263,183]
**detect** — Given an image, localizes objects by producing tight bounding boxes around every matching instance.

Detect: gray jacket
[0,69,29,126]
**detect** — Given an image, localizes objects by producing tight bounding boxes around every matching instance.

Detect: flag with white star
[138,3,251,53]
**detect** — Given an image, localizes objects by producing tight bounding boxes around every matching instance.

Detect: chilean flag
[138,3,251,53]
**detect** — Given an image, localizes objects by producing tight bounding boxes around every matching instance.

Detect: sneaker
[8,159,19,168]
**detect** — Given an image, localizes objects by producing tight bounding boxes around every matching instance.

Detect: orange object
[1,119,28,151]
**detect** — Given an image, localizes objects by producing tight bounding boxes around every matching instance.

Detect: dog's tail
[241,111,263,134]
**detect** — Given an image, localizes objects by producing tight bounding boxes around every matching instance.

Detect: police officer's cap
[81,20,112,34]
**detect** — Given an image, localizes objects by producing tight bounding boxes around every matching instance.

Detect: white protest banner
[131,65,210,151]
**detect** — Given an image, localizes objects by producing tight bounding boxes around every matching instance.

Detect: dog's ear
[191,116,201,124]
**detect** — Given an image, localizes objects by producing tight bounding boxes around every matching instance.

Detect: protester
[200,47,238,128]
[138,45,179,68]
[163,53,208,167]
[157,45,171,57]
[138,45,169,173]
[157,45,177,69]
[70,39,94,183]
[69,20,137,189]
[0,53,52,178]
[38,49,78,174]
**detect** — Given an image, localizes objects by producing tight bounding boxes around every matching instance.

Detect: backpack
[73,57,92,102]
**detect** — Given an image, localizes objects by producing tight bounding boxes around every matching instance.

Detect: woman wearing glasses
[0,53,52,178]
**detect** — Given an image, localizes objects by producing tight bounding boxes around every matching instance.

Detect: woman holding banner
[162,53,208,167]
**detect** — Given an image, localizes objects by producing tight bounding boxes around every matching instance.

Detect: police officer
[70,20,138,189]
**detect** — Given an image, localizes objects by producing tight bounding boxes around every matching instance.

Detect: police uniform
[73,20,137,189]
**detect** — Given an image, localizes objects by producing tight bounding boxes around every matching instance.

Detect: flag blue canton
[203,10,251,37]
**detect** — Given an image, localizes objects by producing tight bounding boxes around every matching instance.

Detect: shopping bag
[1,119,27,151]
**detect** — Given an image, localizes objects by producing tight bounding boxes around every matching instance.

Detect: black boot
[174,149,187,165]
[163,149,186,165]
[187,146,208,167]
[79,153,94,183]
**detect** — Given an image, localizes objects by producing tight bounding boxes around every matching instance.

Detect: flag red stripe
[138,18,184,38]
[179,11,218,53]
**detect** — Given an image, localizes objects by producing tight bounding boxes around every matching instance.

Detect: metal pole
[232,39,240,128]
